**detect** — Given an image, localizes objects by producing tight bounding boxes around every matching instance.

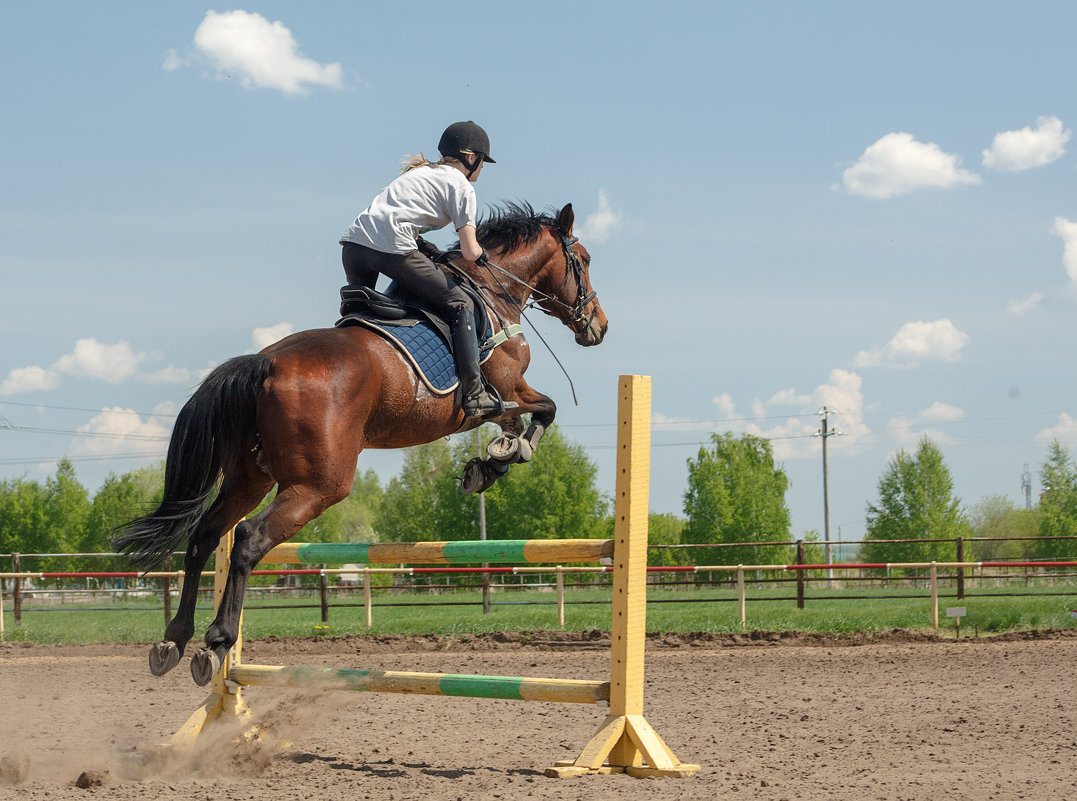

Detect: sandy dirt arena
[2,631,1076,801]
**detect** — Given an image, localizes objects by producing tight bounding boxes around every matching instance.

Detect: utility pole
[475,426,491,614]
[813,408,843,586]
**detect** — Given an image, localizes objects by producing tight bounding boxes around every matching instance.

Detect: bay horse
[114,202,607,685]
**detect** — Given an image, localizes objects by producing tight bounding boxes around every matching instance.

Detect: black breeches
[341,242,470,319]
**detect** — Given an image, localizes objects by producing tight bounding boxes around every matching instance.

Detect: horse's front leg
[512,380,556,452]
[460,380,556,495]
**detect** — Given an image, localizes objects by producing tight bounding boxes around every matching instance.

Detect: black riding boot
[452,308,501,417]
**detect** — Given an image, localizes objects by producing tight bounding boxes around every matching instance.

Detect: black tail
[113,354,272,570]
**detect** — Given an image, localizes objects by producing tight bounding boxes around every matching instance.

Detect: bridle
[467,227,598,406]
[476,230,599,333]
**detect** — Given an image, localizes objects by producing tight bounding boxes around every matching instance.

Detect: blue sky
[2,2,1076,547]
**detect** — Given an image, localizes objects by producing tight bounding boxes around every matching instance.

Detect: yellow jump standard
[547,375,698,778]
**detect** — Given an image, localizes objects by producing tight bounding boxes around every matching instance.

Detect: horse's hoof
[486,434,520,463]
[148,641,181,676]
[461,457,487,495]
[190,648,221,687]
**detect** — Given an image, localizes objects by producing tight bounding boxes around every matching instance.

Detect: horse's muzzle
[574,302,608,346]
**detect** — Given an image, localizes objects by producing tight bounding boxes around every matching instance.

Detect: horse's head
[474,202,608,347]
[538,204,608,347]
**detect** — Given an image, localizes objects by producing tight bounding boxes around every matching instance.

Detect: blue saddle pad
[338,316,493,396]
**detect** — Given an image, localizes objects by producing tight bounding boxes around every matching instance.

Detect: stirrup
[463,390,503,418]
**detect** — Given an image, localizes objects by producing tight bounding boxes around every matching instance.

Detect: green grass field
[3,585,1076,644]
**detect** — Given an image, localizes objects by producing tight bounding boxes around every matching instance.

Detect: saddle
[335,278,522,398]
[337,280,490,354]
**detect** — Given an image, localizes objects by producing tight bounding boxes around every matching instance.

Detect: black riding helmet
[438,121,495,179]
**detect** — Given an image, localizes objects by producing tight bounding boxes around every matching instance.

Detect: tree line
[2,422,1076,570]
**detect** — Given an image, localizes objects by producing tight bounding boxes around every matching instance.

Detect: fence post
[955,537,965,599]
[796,539,805,609]
[556,566,565,627]
[319,570,329,622]
[12,554,21,624]
[737,565,746,628]
[363,569,372,628]
[930,562,939,632]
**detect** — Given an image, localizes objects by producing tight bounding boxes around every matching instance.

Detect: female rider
[339,121,499,418]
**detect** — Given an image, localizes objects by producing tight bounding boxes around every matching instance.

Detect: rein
[450,229,596,407]
[476,232,598,329]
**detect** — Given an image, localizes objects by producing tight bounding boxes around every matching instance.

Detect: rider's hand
[416,236,447,263]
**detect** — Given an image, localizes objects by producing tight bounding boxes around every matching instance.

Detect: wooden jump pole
[229,664,609,704]
[265,538,613,566]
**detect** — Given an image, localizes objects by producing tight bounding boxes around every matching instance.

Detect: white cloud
[253,323,293,351]
[1,339,207,394]
[885,401,964,448]
[704,369,871,461]
[153,400,180,418]
[192,10,344,95]
[712,393,737,418]
[1006,291,1045,316]
[841,132,980,199]
[653,411,714,434]
[886,420,941,449]
[1053,217,1077,285]
[52,339,148,383]
[1036,412,1077,444]
[983,115,1070,171]
[70,408,171,460]
[887,400,964,450]
[574,189,622,244]
[139,365,200,385]
[162,49,184,71]
[0,365,61,395]
[767,388,812,406]
[919,401,965,422]
[852,319,969,368]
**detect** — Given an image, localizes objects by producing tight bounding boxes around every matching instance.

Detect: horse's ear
[556,204,575,236]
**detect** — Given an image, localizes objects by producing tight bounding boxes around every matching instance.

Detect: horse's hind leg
[148,532,215,676]
[149,472,272,677]
[190,477,353,685]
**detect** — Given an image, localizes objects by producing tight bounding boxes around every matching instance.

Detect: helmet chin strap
[461,153,482,179]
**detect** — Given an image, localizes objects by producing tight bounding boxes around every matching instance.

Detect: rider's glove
[416,236,449,263]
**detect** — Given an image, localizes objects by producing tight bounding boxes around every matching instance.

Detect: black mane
[473,202,557,252]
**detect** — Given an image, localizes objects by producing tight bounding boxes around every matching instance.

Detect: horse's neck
[476,241,552,320]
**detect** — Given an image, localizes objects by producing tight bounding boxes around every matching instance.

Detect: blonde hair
[401,152,462,174]
[400,152,470,174]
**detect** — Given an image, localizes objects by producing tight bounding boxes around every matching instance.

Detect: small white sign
[946,607,967,618]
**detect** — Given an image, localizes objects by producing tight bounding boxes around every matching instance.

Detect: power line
[0,451,167,466]
[562,412,820,429]
[581,433,820,450]
[0,400,178,419]
[2,424,171,442]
